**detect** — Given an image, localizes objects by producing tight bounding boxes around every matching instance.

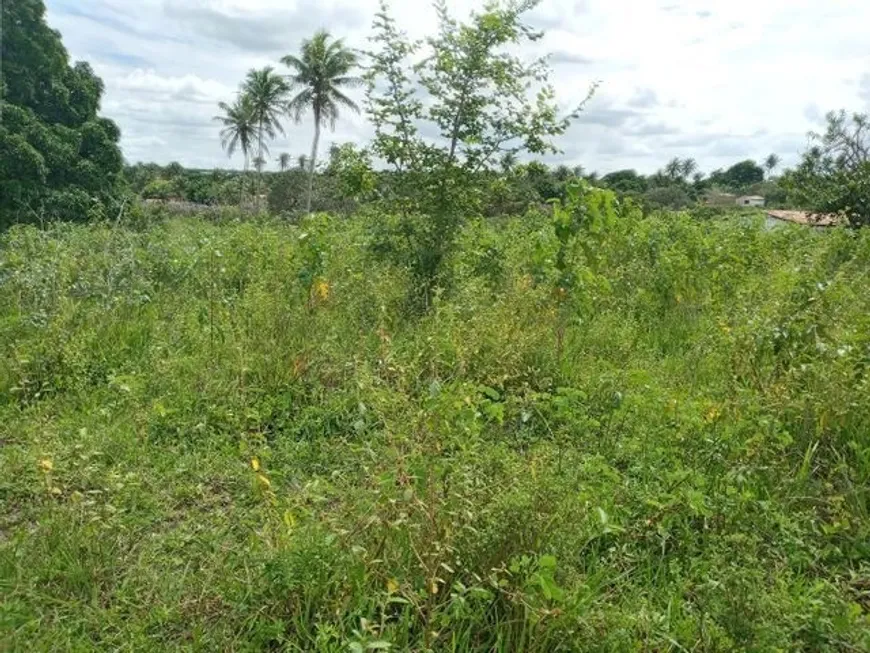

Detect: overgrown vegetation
[3,1,870,650]
[2,207,869,650]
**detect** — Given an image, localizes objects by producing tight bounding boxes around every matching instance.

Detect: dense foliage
[784,111,870,227]
[2,206,869,650]
[0,0,123,228]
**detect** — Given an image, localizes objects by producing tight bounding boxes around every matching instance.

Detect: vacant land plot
[1,212,869,651]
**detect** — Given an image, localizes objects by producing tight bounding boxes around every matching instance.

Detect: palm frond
[329,89,360,114]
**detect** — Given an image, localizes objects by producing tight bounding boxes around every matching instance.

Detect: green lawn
[1,211,868,651]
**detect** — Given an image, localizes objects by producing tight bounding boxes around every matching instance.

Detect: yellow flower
[705,405,721,423]
[313,278,330,301]
[256,473,271,488]
[39,459,54,472]
[386,578,399,594]
[251,457,260,472]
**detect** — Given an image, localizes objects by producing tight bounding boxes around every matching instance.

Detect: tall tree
[680,157,698,180]
[783,110,870,226]
[241,67,289,207]
[282,30,362,214]
[1,0,123,226]
[664,157,683,181]
[214,95,257,204]
[810,110,869,168]
[277,152,291,172]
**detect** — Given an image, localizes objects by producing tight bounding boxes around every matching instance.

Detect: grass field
[1,210,869,651]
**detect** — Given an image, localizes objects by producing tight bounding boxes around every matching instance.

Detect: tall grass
[1,210,868,650]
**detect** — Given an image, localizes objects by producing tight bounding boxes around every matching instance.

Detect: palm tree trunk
[240,153,249,206]
[257,122,264,211]
[306,111,321,215]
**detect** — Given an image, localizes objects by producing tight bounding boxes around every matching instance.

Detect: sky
[44,0,870,175]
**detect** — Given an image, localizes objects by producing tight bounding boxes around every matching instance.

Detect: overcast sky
[45,0,870,175]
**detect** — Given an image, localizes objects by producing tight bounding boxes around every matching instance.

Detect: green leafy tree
[164,161,185,178]
[365,0,592,308]
[242,67,289,207]
[601,169,647,195]
[282,31,362,214]
[141,178,176,201]
[0,0,123,226]
[720,159,764,190]
[124,162,163,193]
[783,110,870,226]
[522,162,562,201]
[810,110,869,168]
[214,95,257,204]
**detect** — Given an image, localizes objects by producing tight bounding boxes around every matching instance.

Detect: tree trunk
[306,111,321,215]
[257,123,264,211]
[240,153,248,206]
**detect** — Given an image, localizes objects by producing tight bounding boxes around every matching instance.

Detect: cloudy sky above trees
[46,0,870,174]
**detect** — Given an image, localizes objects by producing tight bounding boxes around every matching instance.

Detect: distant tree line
[122,151,787,219]
[1,0,867,231]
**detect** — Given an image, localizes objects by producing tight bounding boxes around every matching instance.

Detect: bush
[267,171,356,218]
[642,185,693,211]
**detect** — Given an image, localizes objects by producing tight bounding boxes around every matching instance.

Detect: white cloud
[44,0,870,174]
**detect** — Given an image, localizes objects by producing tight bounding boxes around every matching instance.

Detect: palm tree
[282,30,362,214]
[278,153,291,172]
[764,153,781,178]
[297,154,308,171]
[214,95,257,204]
[500,152,517,174]
[242,67,289,206]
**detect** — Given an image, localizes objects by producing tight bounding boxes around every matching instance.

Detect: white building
[736,195,766,207]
